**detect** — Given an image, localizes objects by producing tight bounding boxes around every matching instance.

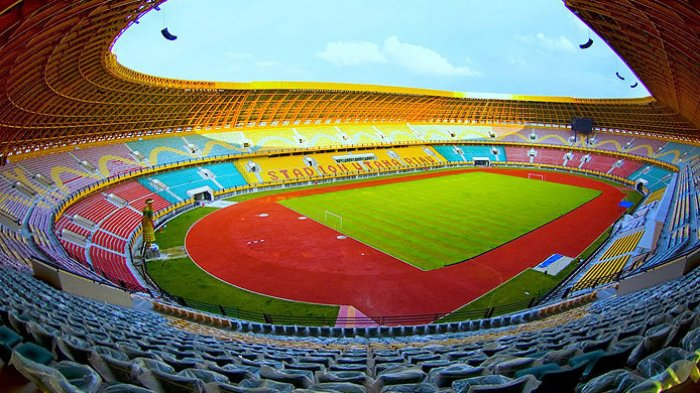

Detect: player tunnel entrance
[188,186,214,202]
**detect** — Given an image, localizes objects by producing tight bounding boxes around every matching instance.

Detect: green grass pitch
[280,172,600,270]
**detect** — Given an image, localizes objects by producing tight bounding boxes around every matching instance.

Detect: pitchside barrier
[172,293,547,326]
[167,245,700,327]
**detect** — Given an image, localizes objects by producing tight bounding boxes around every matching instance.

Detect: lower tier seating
[0,261,698,392]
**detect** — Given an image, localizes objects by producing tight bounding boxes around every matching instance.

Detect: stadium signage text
[266,156,437,180]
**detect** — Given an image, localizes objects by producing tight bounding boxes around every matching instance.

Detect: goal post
[528,173,545,181]
[324,210,343,230]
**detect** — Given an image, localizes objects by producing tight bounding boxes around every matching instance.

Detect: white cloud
[316,36,480,77]
[255,60,282,67]
[536,33,575,51]
[509,57,528,67]
[514,34,534,44]
[515,33,575,52]
[253,60,305,76]
[225,51,253,60]
[382,36,480,77]
[316,41,386,66]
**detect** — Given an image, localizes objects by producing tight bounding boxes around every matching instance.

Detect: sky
[113,0,649,99]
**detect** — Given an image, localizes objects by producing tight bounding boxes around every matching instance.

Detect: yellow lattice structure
[0,1,697,161]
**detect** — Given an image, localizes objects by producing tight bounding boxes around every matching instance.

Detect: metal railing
[172,294,547,326]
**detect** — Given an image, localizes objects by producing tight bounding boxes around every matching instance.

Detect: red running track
[186,168,628,321]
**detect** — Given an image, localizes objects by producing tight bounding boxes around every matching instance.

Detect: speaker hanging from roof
[161,27,177,41]
[579,37,593,49]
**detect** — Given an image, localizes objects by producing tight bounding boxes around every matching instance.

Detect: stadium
[0,0,698,391]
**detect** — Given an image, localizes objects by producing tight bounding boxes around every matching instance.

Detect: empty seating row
[598,231,644,261]
[0,261,698,392]
[571,255,630,292]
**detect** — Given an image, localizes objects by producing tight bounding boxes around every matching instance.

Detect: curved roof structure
[0,0,698,158]
[566,0,700,131]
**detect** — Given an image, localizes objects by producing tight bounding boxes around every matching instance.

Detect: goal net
[528,173,545,181]
[324,210,343,230]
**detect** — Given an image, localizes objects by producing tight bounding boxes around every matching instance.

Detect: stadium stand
[504,146,535,164]
[61,193,120,225]
[499,128,579,146]
[410,124,510,142]
[587,134,666,158]
[0,182,32,225]
[139,168,221,203]
[0,0,698,391]
[0,227,34,270]
[640,187,666,206]
[92,231,127,253]
[608,159,644,178]
[60,241,90,268]
[433,145,506,163]
[244,127,313,150]
[20,154,102,194]
[580,154,621,175]
[107,182,171,212]
[533,148,569,166]
[100,209,143,239]
[628,166,674,192]
[653,142,700,165]
[52,180,171,291]
[374,124,420,143]
[205,162,249,190]
[240,146,444,184]
[336,125,387,145]
[88,247,143,291]
[598,231,645,261]
[1,257,699,391]
[180,135,243,158]
[125,138,199,167]
[71,145,145,178]
[571,255,630,292]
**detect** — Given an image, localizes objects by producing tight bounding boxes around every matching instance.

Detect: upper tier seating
[0,179,32,224]
[653,142,700,165]
[500,128,579,146]
[373,124,420,143]
[125,138,199,167]
[587,134,666,158]
[408,124,504,141]
[71,145,145,178]
[180,135,244,158]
